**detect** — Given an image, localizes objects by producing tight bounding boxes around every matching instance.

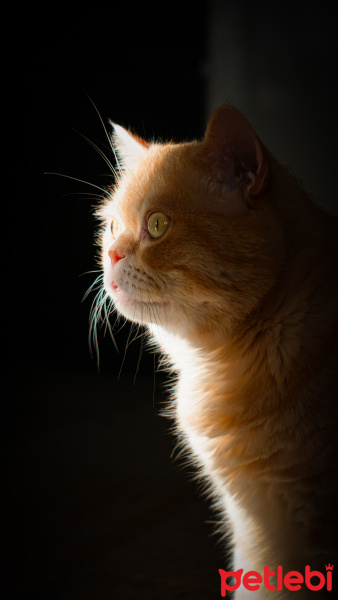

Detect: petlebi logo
[218,564,334,596]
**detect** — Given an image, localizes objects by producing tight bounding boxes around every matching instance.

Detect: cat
[94,104,338,598]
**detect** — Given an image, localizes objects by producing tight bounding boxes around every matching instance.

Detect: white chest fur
[149,325,259,576]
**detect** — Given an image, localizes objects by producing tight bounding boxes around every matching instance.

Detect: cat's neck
[150,212,338,435]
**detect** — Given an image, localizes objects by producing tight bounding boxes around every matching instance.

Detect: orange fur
[96,106,338,598]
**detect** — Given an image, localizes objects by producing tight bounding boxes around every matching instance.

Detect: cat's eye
[110,218,121,239]
[147,212,170,239]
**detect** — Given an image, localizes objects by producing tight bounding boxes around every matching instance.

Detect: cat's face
[98,106,286,344]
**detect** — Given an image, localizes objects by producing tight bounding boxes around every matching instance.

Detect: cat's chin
[107,286,169,325]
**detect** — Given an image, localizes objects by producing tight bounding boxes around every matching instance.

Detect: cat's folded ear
[110,121,150,171]
[200,105,268,204]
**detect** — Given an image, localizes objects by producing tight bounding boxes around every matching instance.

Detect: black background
[5,2,338,598]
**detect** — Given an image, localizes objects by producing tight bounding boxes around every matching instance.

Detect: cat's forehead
[110,143,202,221]
[102,139,247,226]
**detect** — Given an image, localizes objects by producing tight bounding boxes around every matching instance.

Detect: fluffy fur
[95,105,338,598]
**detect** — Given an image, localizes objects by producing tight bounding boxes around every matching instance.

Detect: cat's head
[97,105,288,345]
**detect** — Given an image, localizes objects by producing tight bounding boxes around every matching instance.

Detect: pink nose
[108,248,126,265]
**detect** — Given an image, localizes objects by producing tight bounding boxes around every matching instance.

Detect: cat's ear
[110,122,150,171]
[201,105,268,204]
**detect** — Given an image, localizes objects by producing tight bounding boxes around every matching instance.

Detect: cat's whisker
[113,317,129,336]
[133,335,144,385]
[131,320,148,385]
[44,172,107,195]
[62,192,104,202]
[84,92,123,176]
[81,272,104,301]
[118,314,138,380]
[72,129,119,179]
[128,325,146,345]
[102,297,117,344]
[79,268,102,277]
[126,320,144,348]
[89,290,106,363]
[85,274,119,367]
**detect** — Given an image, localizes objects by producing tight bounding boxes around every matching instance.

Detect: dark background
[5,1,338,598]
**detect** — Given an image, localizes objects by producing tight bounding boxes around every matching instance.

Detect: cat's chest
[172,353,222,475]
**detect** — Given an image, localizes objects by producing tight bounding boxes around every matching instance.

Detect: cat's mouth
[109,282,168,312]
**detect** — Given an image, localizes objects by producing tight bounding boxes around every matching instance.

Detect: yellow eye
[110,218,121,239]
[147,212,170,239]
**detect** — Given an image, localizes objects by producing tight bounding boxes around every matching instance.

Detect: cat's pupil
[147,212,170,239]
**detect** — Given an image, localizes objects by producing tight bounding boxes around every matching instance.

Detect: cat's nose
[108,247,126,266]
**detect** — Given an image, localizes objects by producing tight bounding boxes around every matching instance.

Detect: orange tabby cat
[96,105,338,598]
